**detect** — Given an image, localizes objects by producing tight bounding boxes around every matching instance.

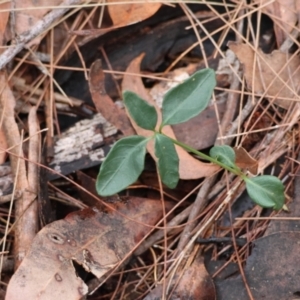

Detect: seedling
[96,69,285,210]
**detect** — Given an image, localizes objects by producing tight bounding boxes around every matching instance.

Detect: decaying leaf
[172,258,216,300]
[253,0,300,45]
[228,42,300,109]
[144,258,216,300]
[107,0,161,26]
[122,54,219,180]
[6,197,171,299]
[88,59,135,136]
[234,147,258,175]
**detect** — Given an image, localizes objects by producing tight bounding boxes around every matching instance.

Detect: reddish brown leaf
[173,258,216,300]
[6,197,172,299]
[107,1,161,26]
[234,147,258,175]
[122,54,219,180]
[88,59,135,136]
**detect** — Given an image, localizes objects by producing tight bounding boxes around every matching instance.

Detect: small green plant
[96,69,285,210]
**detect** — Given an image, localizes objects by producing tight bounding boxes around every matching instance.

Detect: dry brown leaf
[122,54,219,180]
[107,0,161,26]
[228,42,300,109]
[88,59,135,136]
[145,258,215,300]
[12,0,62,45]
[172,258,216,300]
[234,147,258,175]
[253,0,300,45]
[6,197,171,299]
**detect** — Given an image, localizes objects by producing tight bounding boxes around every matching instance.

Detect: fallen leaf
[122,54,219,180]
[6,197,172,299]
[144,257,216,300]
[253,0,300,45]
[88,59,135,136]
[234,147,258,175]
[107,0,161,26]
[228,42,300,109]
[172,257,216,300]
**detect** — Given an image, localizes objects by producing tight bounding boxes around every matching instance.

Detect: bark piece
[48,113,118,180]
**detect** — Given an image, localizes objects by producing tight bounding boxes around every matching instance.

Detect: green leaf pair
[96,67,286,211]
[96,69,215,196]
[209,145,285,209]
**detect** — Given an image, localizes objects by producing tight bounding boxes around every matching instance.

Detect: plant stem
[160,132,246,179]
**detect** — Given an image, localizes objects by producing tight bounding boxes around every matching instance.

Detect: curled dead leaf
[88,59,135,136]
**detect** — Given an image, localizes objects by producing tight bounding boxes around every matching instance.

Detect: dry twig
[0,0,82,70]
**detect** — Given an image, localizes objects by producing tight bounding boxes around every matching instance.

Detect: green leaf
[154,134,179,189]
[123,90,158,130]
[209,145,236,168]
[245,175,285,210]
[96,136,149,196]
[161,68,216,126]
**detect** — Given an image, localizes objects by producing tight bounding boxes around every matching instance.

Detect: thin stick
[0,74,38,268]
[0,0,82,70]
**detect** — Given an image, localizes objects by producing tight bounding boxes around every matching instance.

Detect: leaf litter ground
[0,1,300,300]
